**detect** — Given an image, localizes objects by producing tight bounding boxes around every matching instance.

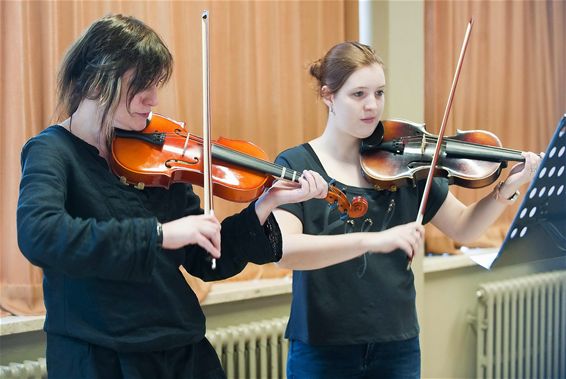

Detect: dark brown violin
[110,113,368,219]
[360,119,526,191]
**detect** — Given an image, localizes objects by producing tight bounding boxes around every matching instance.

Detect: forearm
[434,185,518,244]
[277,233,369,270]
[457,198,507,243]
[435,152,541,244]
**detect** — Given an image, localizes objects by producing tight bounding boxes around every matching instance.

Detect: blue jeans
[287,337,420,379]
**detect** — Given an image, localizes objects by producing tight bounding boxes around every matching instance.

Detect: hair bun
[309,59,323,83]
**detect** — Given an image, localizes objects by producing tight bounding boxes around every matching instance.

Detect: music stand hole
[519,227,527,238]
[510,228,518,239]
[520,208,527,218]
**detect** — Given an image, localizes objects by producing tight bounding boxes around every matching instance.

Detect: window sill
[201,277,292,305]
[0,315,45,336]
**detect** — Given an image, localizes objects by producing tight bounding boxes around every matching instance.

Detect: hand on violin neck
[255,170,329,224]
[273,170,328,205]
[502,151,543,192]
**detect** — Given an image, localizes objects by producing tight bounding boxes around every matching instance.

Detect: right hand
[369,222,425,258]
[161,212,221,259]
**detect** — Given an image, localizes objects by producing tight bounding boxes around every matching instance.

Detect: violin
[110,113,369,219]
[360,119,526,191]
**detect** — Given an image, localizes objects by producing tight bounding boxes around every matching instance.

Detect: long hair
[56,14,173,146]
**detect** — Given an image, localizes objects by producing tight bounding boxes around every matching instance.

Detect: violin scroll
[326,184,368,219]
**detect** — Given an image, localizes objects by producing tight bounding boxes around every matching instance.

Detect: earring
[330,103,335,115]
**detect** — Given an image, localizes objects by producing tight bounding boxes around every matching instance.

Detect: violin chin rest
[360,121,384,154]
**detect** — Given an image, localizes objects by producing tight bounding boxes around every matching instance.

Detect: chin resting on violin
[271,41,542,379]
[16,14,329,379]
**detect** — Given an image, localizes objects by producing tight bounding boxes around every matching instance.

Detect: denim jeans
[287,337,420,379]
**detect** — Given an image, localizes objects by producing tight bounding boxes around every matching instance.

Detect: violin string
[165,133,300,182]
[125,129,353,214]
[404,135,524,155]
[167,134,353,211]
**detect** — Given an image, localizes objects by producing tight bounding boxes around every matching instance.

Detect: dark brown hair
[309,41,383,96]
[56,14,173,145]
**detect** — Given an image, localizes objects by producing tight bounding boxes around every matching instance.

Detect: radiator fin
[475,270,566,379]
[206,317,288,379]
[0,358,46,379]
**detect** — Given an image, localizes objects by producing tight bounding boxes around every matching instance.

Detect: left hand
[266,170,328,207]
[501,152,543,193]
[254,170,329,224]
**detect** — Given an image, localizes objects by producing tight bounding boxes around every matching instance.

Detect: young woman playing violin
[273,41,542,379]
[16,14,328,379]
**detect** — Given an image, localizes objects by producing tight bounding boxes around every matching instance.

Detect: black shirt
[17,125,282,352]
[276,143,448,345]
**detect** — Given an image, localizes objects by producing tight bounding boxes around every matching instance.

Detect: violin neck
[445,140,525,162]
[212,145,300,182]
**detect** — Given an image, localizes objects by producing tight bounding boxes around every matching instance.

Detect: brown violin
[110,113,368,219]
[360,119,525,191]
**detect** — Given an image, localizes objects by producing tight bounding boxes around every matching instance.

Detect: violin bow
[407,18,474,270]
[202,10,216,269]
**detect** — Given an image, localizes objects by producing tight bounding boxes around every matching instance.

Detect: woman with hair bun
[274,41,541,378]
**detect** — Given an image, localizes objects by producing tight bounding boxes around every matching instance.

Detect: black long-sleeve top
[17,125,282,352]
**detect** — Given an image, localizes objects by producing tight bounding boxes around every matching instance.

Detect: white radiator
[0,318,288,379]
[0,359,46,379]
[475,270,566,379]
[206,317,288,379]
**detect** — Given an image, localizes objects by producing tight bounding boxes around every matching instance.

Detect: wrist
[256,189,279,211]
[493,181,520,205]
[254,194,276,225]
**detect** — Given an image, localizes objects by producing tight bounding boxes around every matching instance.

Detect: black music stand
[472,115,566,269]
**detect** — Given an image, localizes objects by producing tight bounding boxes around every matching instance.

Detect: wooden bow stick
[407,18,474,270]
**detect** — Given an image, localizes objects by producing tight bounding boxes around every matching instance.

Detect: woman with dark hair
[17,14,328,378]
[274,41,541,378]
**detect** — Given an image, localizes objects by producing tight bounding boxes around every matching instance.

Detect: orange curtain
[424,0,566,254]
[0,0,357,316]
